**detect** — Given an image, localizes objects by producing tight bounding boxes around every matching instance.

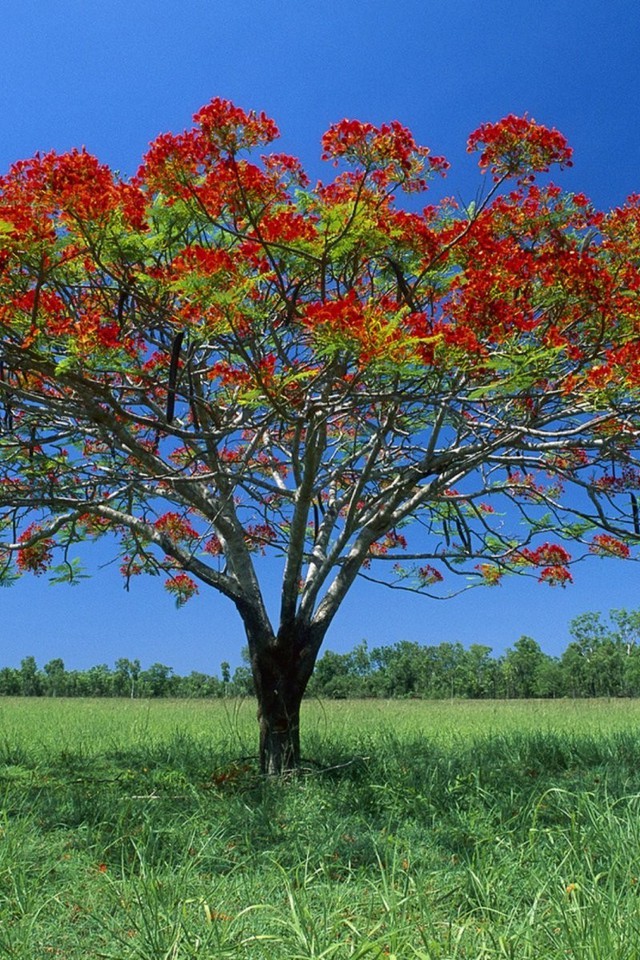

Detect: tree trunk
[251,633,317,774]
[258,693,302,774]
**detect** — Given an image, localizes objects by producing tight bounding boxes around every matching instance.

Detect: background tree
[43,657,67,697]
[503,636,546,698]
[563,608,634,697]
[371,640,426,698]
[80,663,113,698]
[460,644,497,699]
[8,606,640,700]
[139,662,176,698]
[307,648,358,699]
[0,665,20,695]
[1,101,640,769]
[177,669,222,698]
[113,657,141,698]
[609,608,640,654]
[19,656,42,697]
[531,655,564,698]
[220,661,231,687]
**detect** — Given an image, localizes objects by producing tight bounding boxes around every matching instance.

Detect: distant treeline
[4,609,640,700]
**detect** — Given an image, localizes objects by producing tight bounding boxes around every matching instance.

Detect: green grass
[2,698,640,958]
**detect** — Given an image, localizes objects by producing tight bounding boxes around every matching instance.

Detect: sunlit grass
[2,698,640,957]
[3,695,640,756]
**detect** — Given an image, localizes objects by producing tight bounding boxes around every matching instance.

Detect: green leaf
[48,558,88,586]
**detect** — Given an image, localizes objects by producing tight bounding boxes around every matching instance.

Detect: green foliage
[48,557,88,586]
[308,609,640,700]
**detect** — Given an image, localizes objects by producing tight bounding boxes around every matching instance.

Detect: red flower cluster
[418,564,444,586]
[303,291,365,337]
[119,556,145,578]
[475,564,502,586]
[12,288,130,356]
[164,573,199,607]
[245,523,277,554]
[170,244,234,277]
[138,98,280,196]
[257,207,318,244]
[154,512,198,543]
[321,118,448,192]
[604,340,640,387]
[538,566,573,586]
[261,152,310,188]
[514,542,573,587]
[467,114,573,181]
[77,513,112,536]
[16,524,54,575]
[46,148,118,221]
[589,534,631,558]
[203,535,223,556]
[0,148,146,237]
[209,361,254,389]
[520,542,572,566]
[303,293,414,367]
[193,98,279,152]
[369,530,409,557]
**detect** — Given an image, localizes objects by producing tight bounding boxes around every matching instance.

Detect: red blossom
[119,556,145,577]
[204,535,223,556]
[418,564,444,586]
[137,129,205,192]
[209,361,253,389]
[114,181,148,230]
[369,530,409,556]
[193,98,279,152]
[321,119,378,161]
[164,573,199,607]
[171,245,234,276]
[46,148,117,221]
[137,100,279,198]
[520,542,572,566]
[303,290,364,333]
[245,523,277,553]
[589,534,631,559]
[16,524,54,575]
[154,512,198,543]
[78,514,112,536]
[475,564,502,586]
[257,208,318,244]
[262,152,310,188]
[321,117,447,192]
[467,114,573,181]
[538,565,573,586]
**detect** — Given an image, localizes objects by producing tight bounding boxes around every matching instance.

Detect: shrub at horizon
[4,606,640,700]
[1,100,640,770]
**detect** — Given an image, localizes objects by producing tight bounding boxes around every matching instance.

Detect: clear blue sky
[1,0,640,673]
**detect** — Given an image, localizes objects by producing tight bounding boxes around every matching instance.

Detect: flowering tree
[1,101,640,771]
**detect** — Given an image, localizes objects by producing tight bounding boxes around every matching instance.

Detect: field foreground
[1,697,640,958]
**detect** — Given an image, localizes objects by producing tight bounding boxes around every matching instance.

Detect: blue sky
[1,0,640,674]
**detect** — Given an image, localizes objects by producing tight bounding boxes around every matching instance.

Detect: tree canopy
[1,99,640,769]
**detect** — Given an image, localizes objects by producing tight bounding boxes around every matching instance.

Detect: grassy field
[2,698,640,958]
